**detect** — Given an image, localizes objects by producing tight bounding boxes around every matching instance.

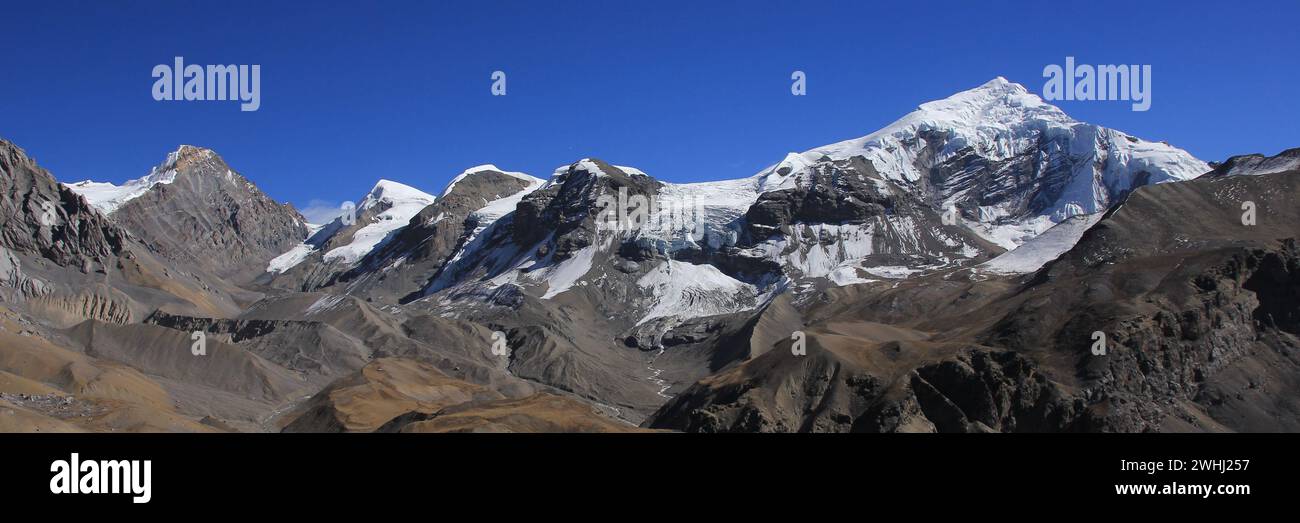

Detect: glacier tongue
[978,212,1104,274]
[635,260,760,325]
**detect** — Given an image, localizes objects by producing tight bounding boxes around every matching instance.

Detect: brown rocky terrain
[107,145,308,284]
[648,167,1300,432]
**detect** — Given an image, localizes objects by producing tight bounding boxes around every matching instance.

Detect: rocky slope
[67,145,308,283]
[2,139,128,272]
[1205,147,1300,178]
[264,166,543,304]
[1,139,245,325]
[9,77,1296,434]
[648,166,1300,432]
[1,138,624,433]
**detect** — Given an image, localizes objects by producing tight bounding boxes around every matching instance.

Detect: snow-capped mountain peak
[804,78,1117,184]
[753,152,820,193]
[63,145,222,214]
[361,179,435,210]
[159,144,217,171]
[441,164,537,197]
[774,77,1209,248]
[318,180,436,265]
[267,166,546,276]
[913,76,1066,124]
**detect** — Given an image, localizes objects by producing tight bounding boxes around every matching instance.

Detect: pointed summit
[362,179,436,209]
[66,144,235,214]
[774,77,1209,248]
[159,144,218,172]
[63,145,308,282]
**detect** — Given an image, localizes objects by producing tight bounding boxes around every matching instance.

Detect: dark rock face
[1062,243,1300,433]
[733,155,1003,282]
[744,156,894,237]
[1244,249,1300,335]
[905,127,1171,225]
[900,351,1082,433]
[0,139,127,266]
[1,140,243,324]
[513,159,660,261]
[109,146,307,283]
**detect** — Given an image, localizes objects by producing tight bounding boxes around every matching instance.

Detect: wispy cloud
[296,199,346,225]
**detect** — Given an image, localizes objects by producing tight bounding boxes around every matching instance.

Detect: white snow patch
[635,260,757,324]
[979,212,1103,274]
[863,265,920,279]
[828,266,877,286]
[266,243,316,274]
[471,176,545,224]
[746,223,876,279]
[305,294,346,316]
[539,245,597,299]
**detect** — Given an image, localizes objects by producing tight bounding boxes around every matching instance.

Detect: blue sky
[1,0,1296,218]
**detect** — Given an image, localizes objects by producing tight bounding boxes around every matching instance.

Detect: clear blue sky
[2,0,1296,217]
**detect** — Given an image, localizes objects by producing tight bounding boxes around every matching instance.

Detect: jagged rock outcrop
[0,139,127,266]
[0,247,50,300]
[514,158,661,261]
[29,287,133,325]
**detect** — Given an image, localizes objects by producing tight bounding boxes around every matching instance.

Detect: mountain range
[2,78,1296,432]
